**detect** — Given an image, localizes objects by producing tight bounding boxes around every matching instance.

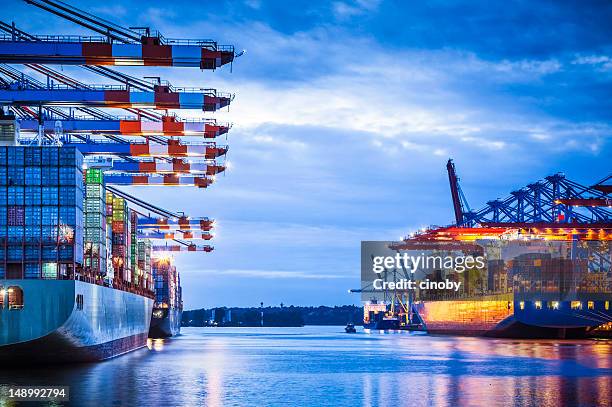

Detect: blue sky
[6,0,612,308]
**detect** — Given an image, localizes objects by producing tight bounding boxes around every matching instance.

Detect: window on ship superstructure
[8,286,24,310]
[0,287,4,309]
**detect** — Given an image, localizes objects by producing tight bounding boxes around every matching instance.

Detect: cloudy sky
[7,0,612,308]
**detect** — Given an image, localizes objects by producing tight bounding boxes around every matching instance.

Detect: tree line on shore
[182,305,363,327]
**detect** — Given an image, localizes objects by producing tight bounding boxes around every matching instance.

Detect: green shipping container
[85,168,104,184]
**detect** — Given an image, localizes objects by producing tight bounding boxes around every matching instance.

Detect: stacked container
[130,210,138,285]
[107,193,132,284]
[105,191,114,281]
[152,257,179,308]
[0,146,84,279]
[137,238,152,289]
[83,168,107,279]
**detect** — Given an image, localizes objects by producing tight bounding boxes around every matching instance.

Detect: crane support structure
[110,160,225,175]
[0,86,232,111]
[138,231,213,240]
[440,161,611,231]
[62,140,228,159]
[137,217,214,231]
[556,198,612,207]
[0,0,235,69]
[104,174,213,188]
[152,245,214,252]
[17,117,229,138]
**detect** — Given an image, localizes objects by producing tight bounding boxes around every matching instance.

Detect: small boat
[345,323,357,333]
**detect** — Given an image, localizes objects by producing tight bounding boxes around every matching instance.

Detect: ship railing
[165,86,222,96]
[24,83,129,91]
[0,34,109,43]
[156,34,216,48]
[0,34,235,56]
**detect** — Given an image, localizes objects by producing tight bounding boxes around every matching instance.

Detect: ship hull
[149,307,182,338]
[0,279,153,363]
[416,297,612,338]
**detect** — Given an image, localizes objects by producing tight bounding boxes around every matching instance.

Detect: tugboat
[345,323,357,333]
[363,301,401,332]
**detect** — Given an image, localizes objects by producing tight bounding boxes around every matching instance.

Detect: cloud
[459,136,508,151]
[332,0,381,19]
[132,17,608,162]
[244,0,261,10]
[572,55,612,71]
[91,5,128,17]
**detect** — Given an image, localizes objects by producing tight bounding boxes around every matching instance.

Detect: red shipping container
[112,221,125,233]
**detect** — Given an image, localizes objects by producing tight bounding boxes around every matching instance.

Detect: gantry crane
[446,159,611,229]
[0,0,237,69]
[0,0,238,255]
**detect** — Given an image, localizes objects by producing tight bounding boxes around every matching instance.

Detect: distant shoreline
[182,305,363,327]
[182,325,350,327]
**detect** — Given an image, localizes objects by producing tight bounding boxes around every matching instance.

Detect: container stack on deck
[81,167,156,292]
[0,146,84,280]
[110,194,128,285]
[152,258,179,310]
[137,239,153,292]
[0,144,174,296]
[83,168,107,282]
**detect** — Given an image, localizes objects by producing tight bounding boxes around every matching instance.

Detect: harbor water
[1,326,611,406]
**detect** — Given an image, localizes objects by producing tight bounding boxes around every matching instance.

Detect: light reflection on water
[0,326,610,406]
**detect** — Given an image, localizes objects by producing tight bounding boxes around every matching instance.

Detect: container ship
[360,161,612,338]
[0,0,235,361]
[0,146,155,362]
[149,256,183,338]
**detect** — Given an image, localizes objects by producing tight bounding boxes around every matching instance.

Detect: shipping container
[85,168,104,184]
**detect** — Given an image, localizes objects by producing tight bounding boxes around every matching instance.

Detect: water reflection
[0,327,609,406]
[147,338,166,352]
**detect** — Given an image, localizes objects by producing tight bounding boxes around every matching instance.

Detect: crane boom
[447,159,464,225]
[24,0,142,43]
